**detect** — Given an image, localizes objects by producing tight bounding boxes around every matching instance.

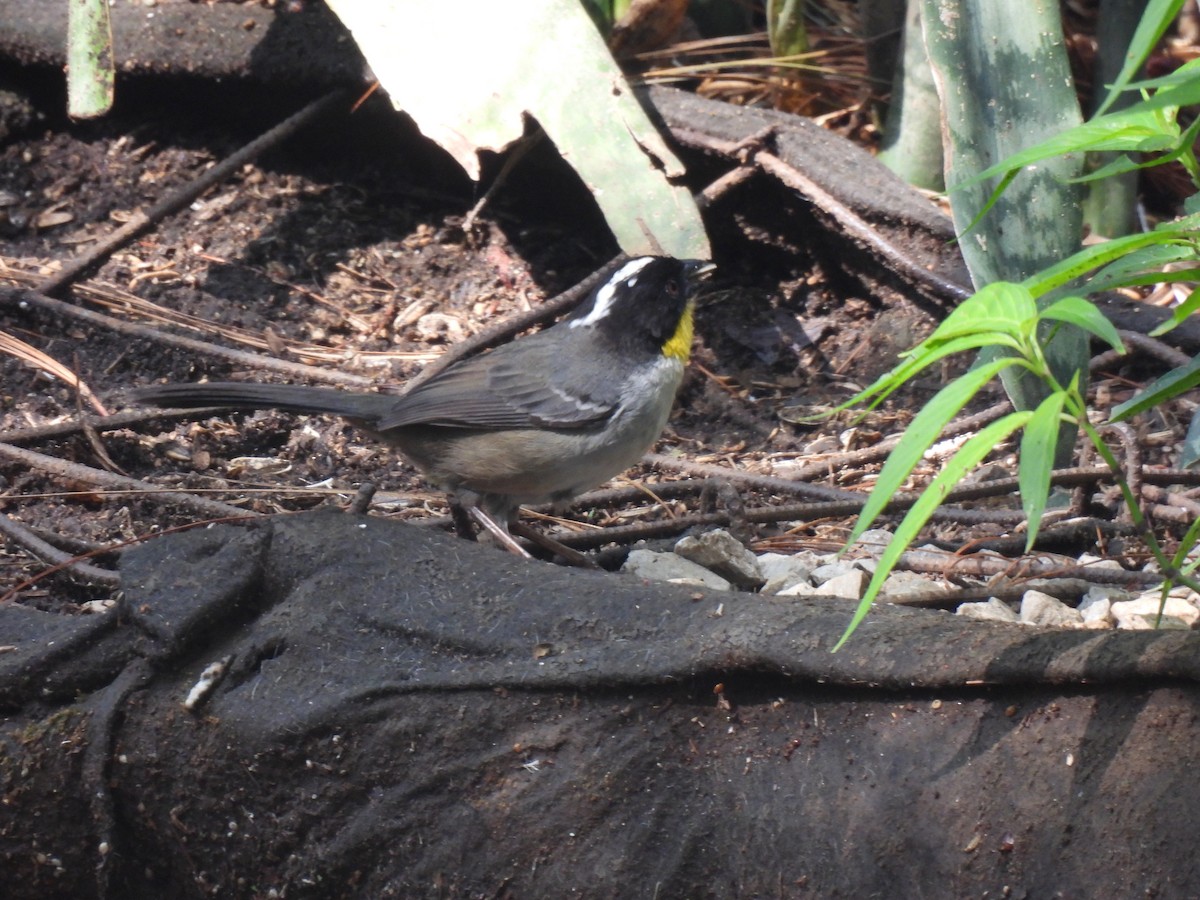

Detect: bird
[133,256,712,547]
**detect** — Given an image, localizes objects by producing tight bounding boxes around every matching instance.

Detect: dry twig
[38,91,349,297]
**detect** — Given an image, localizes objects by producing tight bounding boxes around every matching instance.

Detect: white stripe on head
[570,257,656,328]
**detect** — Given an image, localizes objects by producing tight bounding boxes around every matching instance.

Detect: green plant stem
[768,0,808,57]
[1175,517,1200,577]
[1077,415,1200,594]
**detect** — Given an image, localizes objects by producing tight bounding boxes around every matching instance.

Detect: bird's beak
[684,260,717,280]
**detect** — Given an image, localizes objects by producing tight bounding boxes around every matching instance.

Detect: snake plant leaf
[922,0,1088,466]
[66,0,114,119]
[324,0,709,260]
[877,0,944,191]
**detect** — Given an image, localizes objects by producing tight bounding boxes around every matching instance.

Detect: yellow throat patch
[661,302,694,363]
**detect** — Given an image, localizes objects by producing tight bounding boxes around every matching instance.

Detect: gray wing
[377,331,623,431]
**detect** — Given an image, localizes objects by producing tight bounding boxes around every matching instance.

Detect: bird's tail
[132,382,397,421]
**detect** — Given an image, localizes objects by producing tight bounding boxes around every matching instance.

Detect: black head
[567,256,711,359]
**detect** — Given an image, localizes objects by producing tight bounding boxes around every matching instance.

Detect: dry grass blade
[0,328,109,414]
[634,26,869,115]
[0,258,435,371]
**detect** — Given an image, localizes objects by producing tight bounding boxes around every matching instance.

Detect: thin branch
[5,286,375,388]
[0,406,227,446]
[38,90,349,296]
[755,150,972,308]
[2,260,433,372]
[895,547,1161,586]
[1117,329,1192,369]
[0,440,257,520]
[782,400,1012,482]
[0,512,119,587]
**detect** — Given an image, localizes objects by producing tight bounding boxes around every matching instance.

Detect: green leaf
[1150,285,1200,336]
[1177,517,1200,575]
[1118,56,1200,94]
[1096,269,1200,291]
[1071,115,1200,191]
[1118,57,1200,94]
[834,410,1035,650]
[957,168,1020,239]
[1019,390,1070,550]
[827,330,1027,422]
[955,111,1177,194]
[1071,153,1144,185]
[1111,354,1200,421]
[954,22,1200,229]
[1094,0,1190,117]
[958,79,1200,223]
[929,282,1038,341]
[1157,211,1200,234]
[915,332,1027,359]
[1038,296,1125,352]
[1087,242,1200,294]
[1118,60,1200,115]
[1024,229,1197,297]
[847,357,1020,543]
[1070,111,1200,183]
[976,280,1041,322]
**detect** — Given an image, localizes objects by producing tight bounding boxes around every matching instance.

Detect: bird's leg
[448,498,478,541]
